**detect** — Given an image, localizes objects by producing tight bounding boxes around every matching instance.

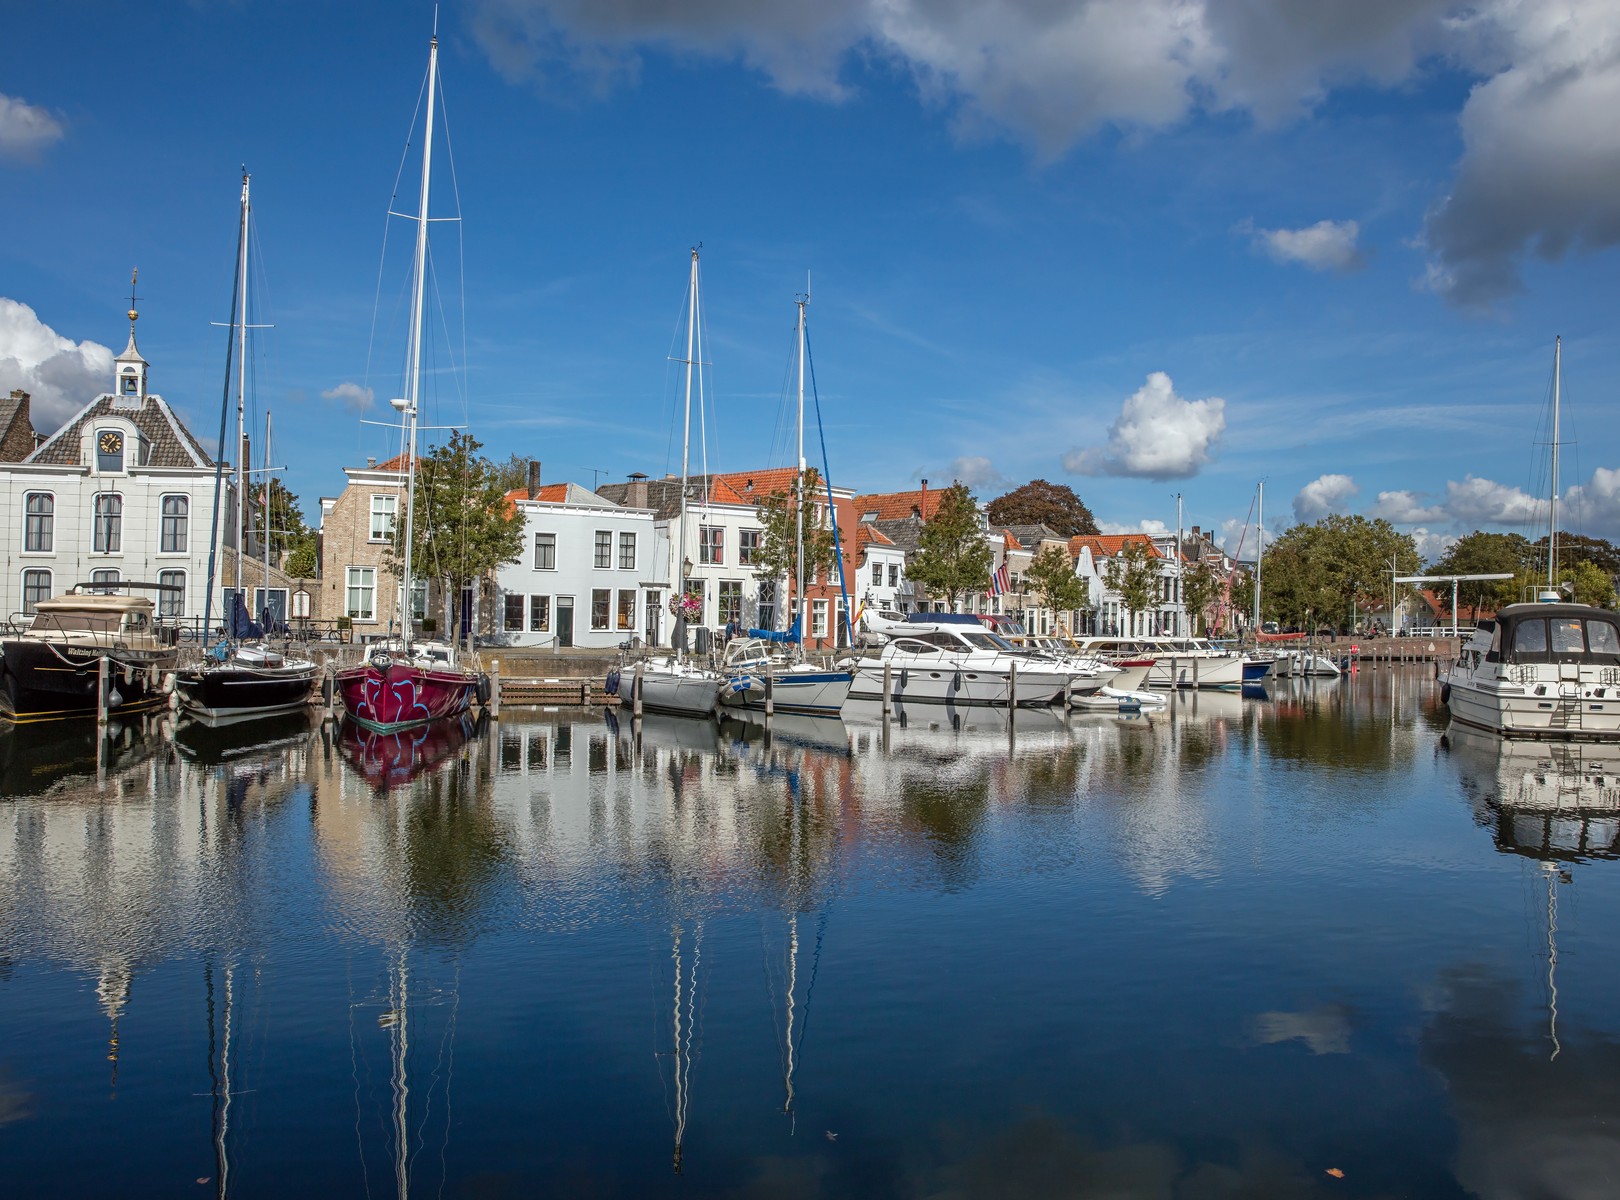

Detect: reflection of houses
[0,311,248,626]
[494,469,656,649]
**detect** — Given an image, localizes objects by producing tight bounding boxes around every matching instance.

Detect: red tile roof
[503,484,570,507]
[854,488,942,522]
[1069,534,1164,559]
[713,467,799,499]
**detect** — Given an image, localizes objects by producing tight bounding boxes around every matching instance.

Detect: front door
[557,596,575,648]
[460,587,474,641]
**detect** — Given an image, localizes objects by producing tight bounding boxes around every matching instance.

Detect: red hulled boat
[336,642,482,734]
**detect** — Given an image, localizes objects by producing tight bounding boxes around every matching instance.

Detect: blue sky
[4,0,1620,561]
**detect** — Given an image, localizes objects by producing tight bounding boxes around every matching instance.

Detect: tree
[985,479,1100,537]
[1261,515,1421,631]
[1431,531,1532,617]
[1229,569,1255,628]
[907,483,992,609]
[282,537,318,579]
[251,478,310,557]
[386,431,527,646]
[1532,532,1620,578]
[751,467,838,627]
[1025,545,1088,629]
[1103,540,1158,635]
[1179,559,1221,635]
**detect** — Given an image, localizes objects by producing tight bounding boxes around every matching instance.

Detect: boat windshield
[1506,614,1620,664]
[30,611,119,633]
[962,632,1006,651]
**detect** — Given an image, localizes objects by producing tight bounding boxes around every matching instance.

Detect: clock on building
[99,431,123,455]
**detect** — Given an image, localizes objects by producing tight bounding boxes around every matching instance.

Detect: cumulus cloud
[1441,474,1541,525]
[946,454,1002,488]
[0,298,113,431]
[1217,515,1276,558]
[1421,1,1620,308]
[321,381,374,412]
[0,93,64,161]
[1371,488,1445,523]
[1063,371,1225,481]
[1098,518,1170,536]
[1410,526,1457,561]
[1292,472,1358,522]
[1248,218,1365,271]
[1562,467,1620,540]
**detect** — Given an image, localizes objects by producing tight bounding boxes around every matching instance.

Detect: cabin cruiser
[0,587,182,721]
[847,619,1070,706]
[334,638,485,734]
[1076,635,1248,690]
[718,636,852,715]
[1444,603,1620,741]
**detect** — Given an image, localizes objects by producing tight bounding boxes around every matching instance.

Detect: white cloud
[1371,488,1445,523]
[1410,526,1457,561]
[321,381,374,412]
[0,298,113,431]
[1249,218,1364,271]
[1292,472,1358,522]
[946,454,1002,488]
[1217,515,1276,558]
[1440,474,1541,525]
[1562,467,1620,540]
[1099,518,1170,536]
[0,93,64,161]
[1063,371,1225,480]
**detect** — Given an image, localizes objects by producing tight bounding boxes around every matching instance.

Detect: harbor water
[3,668,1619,1197]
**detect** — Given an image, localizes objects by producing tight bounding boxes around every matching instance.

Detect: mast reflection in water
[11,670,1620,1195]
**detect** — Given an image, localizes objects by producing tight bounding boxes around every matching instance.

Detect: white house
[1071,534,1187,637]
[494,480,657,649]
[0,313,236,628]
[854,524,908,617]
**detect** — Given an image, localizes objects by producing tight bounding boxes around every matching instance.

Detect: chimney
[628,471,650,510]
[527,459,541,501]
[366,456,377,468]
[919,478,928,520]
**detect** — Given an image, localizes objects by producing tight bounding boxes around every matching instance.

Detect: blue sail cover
[907,612,984,625]
[749,617,801,644]
[229,591,263,640]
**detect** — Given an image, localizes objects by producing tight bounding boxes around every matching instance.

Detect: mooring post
[581,679,588,707]
[97,655,110,729]
[1192,655,1200,689]
[1008,660,1018,710]
[882,662,893,716]
[490,659,502,721]
[765,673,775,718]
[633,667,644,719]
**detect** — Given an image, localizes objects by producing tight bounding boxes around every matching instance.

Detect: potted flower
[669,592,704,622]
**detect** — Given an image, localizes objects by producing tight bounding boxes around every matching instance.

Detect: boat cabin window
[1551,618,1585,655]
[961,632,1004,651]
[31,611,119,633]
[1512,619,1546,656]
[1590,621,1620,657]
[1506,615,1620,663]
[123,611,149,632]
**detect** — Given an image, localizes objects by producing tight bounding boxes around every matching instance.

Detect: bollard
[633,667,644,719]
[1008,660,1018,709]
[765,673,775,718]
[882,662,893,716]
[581,679,589,707]
[1192,656,1199,689]
[97,655,110,729]
[490,660,502,720]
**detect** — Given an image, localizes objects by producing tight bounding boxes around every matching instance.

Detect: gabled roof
[27,393,212,469]
[713,467,799,499]
[996,523,1063,549]
[502,482,618,513]
[597,474,759,521]
[855,488,943,522]
[1068,533,1164,560]
[872,517,923,554]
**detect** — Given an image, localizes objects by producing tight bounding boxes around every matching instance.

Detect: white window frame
[700,525,723,565]
[158,570,185,619]
[346,566,377,622]
[22,567,51,615]
[160,493,189,554]
[23,492,53,554]
[534,532,557,570]
[738,528,760,566]
[618,531,637,570]
[591,587,611,630]
[811,598,829,638]
[93,492,123,554]
[369,494,397,542]
[594,530,612,569]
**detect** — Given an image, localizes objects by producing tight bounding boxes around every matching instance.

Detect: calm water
[3,670,1620,1198]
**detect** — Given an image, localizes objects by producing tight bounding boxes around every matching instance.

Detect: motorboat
[1445,604,1620,740]
[0,587,181,722]
[847,622,1070,706]
[1074,635,1246,689]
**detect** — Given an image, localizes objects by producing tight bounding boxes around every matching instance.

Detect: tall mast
[263,410,273,615]
[676,248,698,654]
[795,285,807,644]
[1174,492,1183,636]
[1549,335,1561,592]
[400,34,439,642]
[235,174,250,604]
[1254,481,1263,633]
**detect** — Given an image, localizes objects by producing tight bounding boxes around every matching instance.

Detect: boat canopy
[1487,603,1620,666]
[907,612,984,626]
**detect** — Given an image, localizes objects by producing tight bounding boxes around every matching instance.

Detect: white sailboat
[626,249,724,718]
[720,287,853,716]
[1445,338,1620,740]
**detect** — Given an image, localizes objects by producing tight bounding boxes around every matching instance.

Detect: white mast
[795,284,808,644]
[1254,481,1263,633]
[1549,335,1561,594]
[1174,492,1183,636]
[675,248,699,655]
[263,410,273,618]
[235,174,250,607]
[399,33,439,645]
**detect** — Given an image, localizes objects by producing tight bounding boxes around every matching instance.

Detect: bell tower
[113,268,148,405]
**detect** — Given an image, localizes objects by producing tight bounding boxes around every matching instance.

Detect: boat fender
[604,668,621,697]
[952,670,963,691]
[476,672,493,705]
[162,671,177,695]
[1439,682,1451,705]
[899,668,908,689]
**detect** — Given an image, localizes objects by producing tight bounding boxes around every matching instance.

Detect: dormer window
[96,429,125,473]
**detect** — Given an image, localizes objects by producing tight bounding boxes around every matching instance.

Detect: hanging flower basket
[669,592,704,621]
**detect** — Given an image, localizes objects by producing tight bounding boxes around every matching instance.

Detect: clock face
[99,431,123,455]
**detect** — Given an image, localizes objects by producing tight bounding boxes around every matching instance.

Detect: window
[158,570,185,619]
[889,564,899,588]
[591,588,611,630]
[1590,620,1620,656]
[95,429,125,473]
[93,493,122,552]
[757,580,776,631]
[644,591,660,637]
[871,562,882,587]
[24,493,52,552]
[618,532,637,570]
[529,595,550,632]
[719,580,742,625]
[739,529,760,566]
[617,589,636,630]
[1551,618,1585,655]
[594,531,612,568]
[812,599,829,639]
[90,568,119,594]
[160,494,188,553]
[534,533,556,570]
[346,567,376,621]
[700,525,723,565]
[22,568,50,614]
[505,594,526,631]
[410,580,427,619]
[369,494,397,541]
[252,588,289,625]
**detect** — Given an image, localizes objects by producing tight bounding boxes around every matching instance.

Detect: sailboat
[719,288,854,716]
[173,172,320,724]
[1444,337,1620,740]
[623,249,725,718]
[334,31,483,734]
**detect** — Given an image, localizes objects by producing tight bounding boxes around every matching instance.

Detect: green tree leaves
[908,483,992,608]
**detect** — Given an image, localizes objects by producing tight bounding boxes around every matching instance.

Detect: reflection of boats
[1447,721,1620,860]
[842,697,1077,741]
[174,708,318,766]
[0,713,161,797]
[719,708,850,754]
[339,712,480,791]
[630,711,723,754]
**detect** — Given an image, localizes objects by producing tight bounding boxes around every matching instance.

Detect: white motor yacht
[848,622,1070,706]
[1445,604,1620,741]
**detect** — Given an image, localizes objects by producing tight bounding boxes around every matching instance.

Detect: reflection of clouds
[1248,1004,1352,1055]
[1423,965,1620,1200]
